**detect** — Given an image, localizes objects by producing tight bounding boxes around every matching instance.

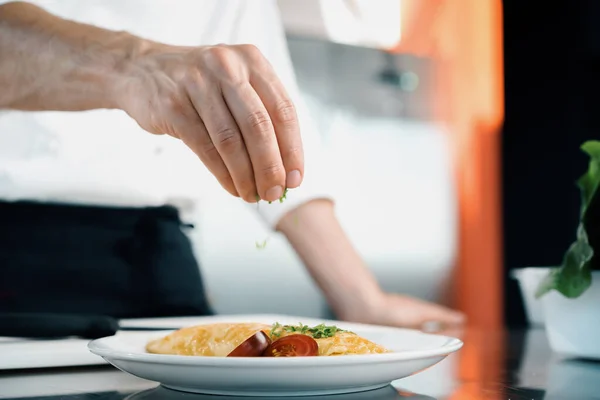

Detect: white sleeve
[238,1,335,230]
[277,0,402,49]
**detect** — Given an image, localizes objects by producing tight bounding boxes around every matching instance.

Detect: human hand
[116,44,304,203]
[277,200,466,331]
[341,291,466,331]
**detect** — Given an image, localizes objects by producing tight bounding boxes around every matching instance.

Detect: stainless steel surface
[286,35,435,121]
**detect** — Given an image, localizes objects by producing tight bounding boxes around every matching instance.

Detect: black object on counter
[0,313,178,339]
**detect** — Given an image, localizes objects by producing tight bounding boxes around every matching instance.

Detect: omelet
[270,323,390,356]
[145,322,390,357]
[146,322,271,357]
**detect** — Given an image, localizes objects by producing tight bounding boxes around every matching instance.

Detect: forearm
[277,199,383,320]
[0,1,153,111]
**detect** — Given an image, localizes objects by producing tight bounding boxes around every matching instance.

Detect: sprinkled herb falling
[254,188,290,249]
[255,238,269,249]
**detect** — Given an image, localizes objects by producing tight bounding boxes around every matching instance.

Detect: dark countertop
[0,328,598,399]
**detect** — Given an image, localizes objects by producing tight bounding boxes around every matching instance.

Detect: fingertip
[219,176,240,198]
[265,185,284,202]
[441,311,466,327]
[225,186,240,198]
[286,169,303,188]
[239,186,261,203]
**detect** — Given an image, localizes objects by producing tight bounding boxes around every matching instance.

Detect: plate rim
[88,328,463,367]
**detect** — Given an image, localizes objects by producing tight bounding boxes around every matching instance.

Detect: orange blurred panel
[392,0,505,330]
[393,0,445,56]
[391,1,505,397]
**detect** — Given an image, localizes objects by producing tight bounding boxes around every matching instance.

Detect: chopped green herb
[255,239,269,249]
[270,322,282,337]
[254,188,291,249]
[269,322,348,339]
[308,323,348,338]
[267,188,289,204]
[279,188,288,203]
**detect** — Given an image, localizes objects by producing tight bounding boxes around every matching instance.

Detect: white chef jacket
[0,0,333,229]
[0,0,400,229]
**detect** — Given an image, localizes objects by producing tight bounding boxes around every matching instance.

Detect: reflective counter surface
[1,328,599,399]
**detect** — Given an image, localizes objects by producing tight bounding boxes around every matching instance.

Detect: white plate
[88,316,462,397]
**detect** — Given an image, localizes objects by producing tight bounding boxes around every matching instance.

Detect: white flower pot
[541,271,600,359]
[511,267,551,326]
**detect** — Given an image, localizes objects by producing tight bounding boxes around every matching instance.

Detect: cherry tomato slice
[227,331,271,357]
[262,334,319,357]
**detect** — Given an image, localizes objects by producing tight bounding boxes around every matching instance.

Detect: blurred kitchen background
[194,35,456,319]
[4,0,580,329]
[191,0,600,329]
[191,0,466,321]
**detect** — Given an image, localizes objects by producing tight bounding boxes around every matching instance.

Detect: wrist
[332,278,385,324]
[103,34,175,111]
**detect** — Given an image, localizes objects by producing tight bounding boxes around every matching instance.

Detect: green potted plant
[535,140,600,359]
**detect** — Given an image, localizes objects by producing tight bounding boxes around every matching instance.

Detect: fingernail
[265,185,283,202]
[286,170,302,188]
